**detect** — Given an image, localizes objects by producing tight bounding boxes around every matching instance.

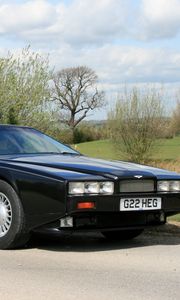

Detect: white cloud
[0,0,179,44]
[0,0,131,45]
[139,0,180,39]
[55,0,129,45]
[49,45,180,85]
[0,0,55,34]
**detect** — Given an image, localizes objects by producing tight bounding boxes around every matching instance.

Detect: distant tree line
[0,46,179,163]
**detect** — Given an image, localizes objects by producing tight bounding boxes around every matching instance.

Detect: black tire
[0,180,30,249]
[102,229,144,240]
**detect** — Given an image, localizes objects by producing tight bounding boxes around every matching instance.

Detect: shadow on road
[27,225,180,252]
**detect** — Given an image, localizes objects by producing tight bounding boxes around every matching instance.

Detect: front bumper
[65,193,179,230]
[34,193,180,233]
[67,193,180,215]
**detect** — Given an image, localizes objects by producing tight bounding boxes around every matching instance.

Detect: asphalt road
[0,228,180,300]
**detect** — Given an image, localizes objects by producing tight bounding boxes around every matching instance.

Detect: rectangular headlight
[69,182,85,194]
[170,181,180,192]
[157,180,180,192]
[85,182,100,194]
[100,182,114,194]
[68,181,114,195]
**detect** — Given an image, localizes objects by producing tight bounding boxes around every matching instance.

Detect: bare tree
[108,87,164,163]
[52,66,105,132]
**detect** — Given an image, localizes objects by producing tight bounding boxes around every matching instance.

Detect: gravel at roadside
[145,221,180,235]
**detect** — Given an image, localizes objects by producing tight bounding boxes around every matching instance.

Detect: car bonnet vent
[120,179,154,193]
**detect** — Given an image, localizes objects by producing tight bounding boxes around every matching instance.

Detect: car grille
[119,179,155,193]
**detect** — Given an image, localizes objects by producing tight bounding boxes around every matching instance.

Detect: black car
[0,124,180,249]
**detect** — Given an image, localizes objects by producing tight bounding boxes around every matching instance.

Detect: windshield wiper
[36,151,81,155]
[10,151,81,155]
[60,151,81,155]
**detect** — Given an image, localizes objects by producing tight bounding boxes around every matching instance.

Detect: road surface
[0,226,180,300]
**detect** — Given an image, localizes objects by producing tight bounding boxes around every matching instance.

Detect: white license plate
[120,197,162,211]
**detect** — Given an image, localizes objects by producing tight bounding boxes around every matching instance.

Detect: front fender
[0,166,67,230]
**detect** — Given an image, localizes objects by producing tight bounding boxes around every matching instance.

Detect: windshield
[0,127,79,155]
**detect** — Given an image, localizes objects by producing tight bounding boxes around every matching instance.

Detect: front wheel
[102,229,144,240]
[0,180,30,249]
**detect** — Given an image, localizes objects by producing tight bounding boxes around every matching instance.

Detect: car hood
[2,154,179,180]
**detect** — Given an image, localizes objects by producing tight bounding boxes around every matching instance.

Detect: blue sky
[0,0,179,119]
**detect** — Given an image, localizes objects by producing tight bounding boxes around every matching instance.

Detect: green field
[76,136,180,161]
[76,139,116,159]
[76,137,180,223]
[153,137,180,160]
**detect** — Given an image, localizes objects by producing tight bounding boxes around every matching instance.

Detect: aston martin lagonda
[0,125,180,249]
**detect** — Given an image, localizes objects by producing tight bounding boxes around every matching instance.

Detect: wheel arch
[0,172,20,196]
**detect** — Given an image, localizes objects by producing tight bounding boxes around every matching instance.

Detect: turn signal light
[77,202,95,209]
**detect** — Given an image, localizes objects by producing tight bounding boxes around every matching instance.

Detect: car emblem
[134,175,143,179]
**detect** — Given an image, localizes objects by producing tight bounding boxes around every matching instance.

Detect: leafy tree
[0,46,52,129]
[52,66,105,135]
[108,87,164,163]
[7,107,18,125]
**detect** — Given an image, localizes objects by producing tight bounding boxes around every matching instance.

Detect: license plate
[120,197,162,211]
